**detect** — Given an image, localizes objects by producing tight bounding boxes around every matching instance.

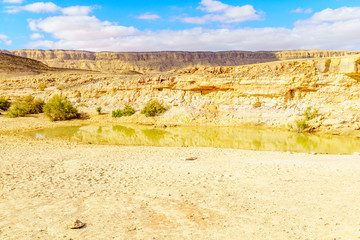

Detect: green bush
[140,100,166,117]
[96,106,102,115]
[295,119,309,133]
[43,95,80,121]
[6,95,44,118]
[0,97,11,111]
[122,105,135,116]
[304,107,319,121]
[112,104,135,118]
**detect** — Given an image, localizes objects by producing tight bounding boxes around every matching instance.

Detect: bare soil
[1,115,360,239]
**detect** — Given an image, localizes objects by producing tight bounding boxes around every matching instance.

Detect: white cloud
[28,16,138,41]
[61,6,93,16]
[182,0,261,24]
[30,33,44,40]
[137,13,160,20]
[6,2,61,13]
[3,0,23,3]
[26,6,360,52]
[292,8,312,14]
[0,34,12,45]
[5,2,93,15]
[296,7,360,25]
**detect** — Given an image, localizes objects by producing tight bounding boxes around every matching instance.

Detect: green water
[26,125,360,154]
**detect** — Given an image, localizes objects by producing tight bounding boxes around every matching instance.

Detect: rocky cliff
[1,53,360,134]
[7,49,360,73]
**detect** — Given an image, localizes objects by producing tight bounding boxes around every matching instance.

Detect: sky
[1,0,360,52]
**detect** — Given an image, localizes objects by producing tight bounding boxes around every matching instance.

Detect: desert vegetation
[292,107,319,133]
[112,104,135,118]
[96,106,102,115]
[6,95,44,118]
[140,100,166,117]
[0,97,11,111]
[43,95,80,121]
[38,82,47,91]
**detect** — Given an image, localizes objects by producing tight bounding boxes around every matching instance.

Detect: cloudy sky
[1,0,360,51]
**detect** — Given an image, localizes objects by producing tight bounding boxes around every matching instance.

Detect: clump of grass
[96,106,102,115]
[112,104,135,118]
[6,95,44,118]
[0,97,11,111]
[304,107,319,120]
[140,100,166,117]
[57,84,65,90]
[43,95,80,121]
[38,82,47,91]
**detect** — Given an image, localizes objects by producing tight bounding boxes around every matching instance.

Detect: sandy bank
[1,116,360,239]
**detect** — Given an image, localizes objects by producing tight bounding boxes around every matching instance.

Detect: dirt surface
[1,116,360,239]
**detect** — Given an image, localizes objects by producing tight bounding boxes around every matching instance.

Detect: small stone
[180,157,198,161]
[66,219,86,229]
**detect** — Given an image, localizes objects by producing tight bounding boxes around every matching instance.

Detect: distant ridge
[7,49,360,73]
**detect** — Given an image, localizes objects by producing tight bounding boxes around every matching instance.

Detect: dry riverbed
[1,114,360,239]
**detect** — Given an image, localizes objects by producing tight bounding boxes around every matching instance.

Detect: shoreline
[1,128,360,239]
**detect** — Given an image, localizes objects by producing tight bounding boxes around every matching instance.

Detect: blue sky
[1,0,360,51]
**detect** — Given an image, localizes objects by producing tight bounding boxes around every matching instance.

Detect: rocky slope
[1,53,360,134]
[7,49,360,73]
[0,52,54,77]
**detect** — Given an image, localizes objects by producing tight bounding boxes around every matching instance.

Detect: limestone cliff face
[2,54,360,133]
[8,49,360,73]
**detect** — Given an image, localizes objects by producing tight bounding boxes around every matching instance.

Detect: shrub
[0,97,11,111]
[304,107,319,121]
[140,100,166,117]
[96,106,102,115]
[38,83,47,91]
[6,95,44,118]
[295,119,309,133]
[43,95,80,121]
[112,109,123,118]
[112,104,135,118]
[122,104,135,116]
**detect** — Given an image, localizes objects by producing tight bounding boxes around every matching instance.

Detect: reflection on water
[26,124,360,154]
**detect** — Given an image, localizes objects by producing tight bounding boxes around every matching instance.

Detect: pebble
[180,157,198,161]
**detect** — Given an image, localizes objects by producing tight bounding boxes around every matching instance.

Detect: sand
[1,115,360,239]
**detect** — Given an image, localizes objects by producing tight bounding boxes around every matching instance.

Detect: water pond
[25,124,360,154]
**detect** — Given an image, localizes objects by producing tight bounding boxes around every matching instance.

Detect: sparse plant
[43,95,80,121]
[112,104,135,118]
[295,119,309,133]
[122,104,135,116]
[6,95,44,118]
[0,97,11,111]
[96,106,102,115]
[57,84,64,90]
[140,100,166,117]
[304,107,319,120]
[38,82,47,91]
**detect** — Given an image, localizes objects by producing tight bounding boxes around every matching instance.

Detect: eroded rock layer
[7,49,360,73]
[1,53,360,134]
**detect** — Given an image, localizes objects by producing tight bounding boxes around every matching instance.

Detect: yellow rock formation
[1,50,360,134]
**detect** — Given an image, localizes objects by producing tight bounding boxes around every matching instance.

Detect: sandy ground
[1,115,360,239]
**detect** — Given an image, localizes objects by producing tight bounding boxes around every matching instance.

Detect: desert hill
[7,49,360,73]
[0,52,53,77]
